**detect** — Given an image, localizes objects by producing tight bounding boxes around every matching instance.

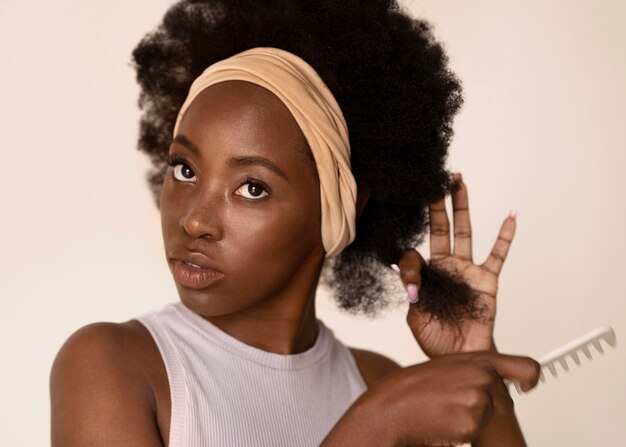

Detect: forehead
[176,80,314,170]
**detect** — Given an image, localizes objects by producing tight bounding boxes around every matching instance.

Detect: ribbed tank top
[135,302,367,447]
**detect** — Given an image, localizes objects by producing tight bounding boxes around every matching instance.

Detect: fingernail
[407,284,419,303]
[509,209,517,219]
[390,264,400,276]
[452,172,462,182]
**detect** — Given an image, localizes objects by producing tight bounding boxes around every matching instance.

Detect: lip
[169,249,224,290]
[172,260,224,289]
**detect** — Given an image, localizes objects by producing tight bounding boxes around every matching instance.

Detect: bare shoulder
[349,347,402,388]
[50,320,164,446]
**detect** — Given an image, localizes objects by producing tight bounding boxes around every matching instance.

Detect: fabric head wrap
[173,47,357,257]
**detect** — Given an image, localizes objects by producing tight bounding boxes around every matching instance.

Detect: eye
[167,155,196,182]
[235,181,269,200]
[173,164,196,182]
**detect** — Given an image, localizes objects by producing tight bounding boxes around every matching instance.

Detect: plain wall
[1,0,624,445]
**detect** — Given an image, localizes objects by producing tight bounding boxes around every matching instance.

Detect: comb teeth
[507,326,616,393]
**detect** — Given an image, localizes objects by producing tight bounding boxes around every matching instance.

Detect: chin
[177,288,252,318]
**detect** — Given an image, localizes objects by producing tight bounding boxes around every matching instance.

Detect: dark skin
[50,80,539,446]
[160,80,325,355]
[400,173,517,357]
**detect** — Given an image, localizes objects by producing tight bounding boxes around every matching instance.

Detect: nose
[179,191,224,241]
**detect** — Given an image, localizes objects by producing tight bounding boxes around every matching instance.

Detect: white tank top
[135,302,367,447]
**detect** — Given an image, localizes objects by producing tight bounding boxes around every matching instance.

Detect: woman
[50,1,540,445]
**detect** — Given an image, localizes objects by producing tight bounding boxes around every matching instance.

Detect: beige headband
[173,47,357,257]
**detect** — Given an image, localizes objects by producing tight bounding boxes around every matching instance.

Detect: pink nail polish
[509,209,517,219]
[390,264,401,276]
[407,284,419,303]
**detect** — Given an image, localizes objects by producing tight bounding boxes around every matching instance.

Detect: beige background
[1,0,624,445]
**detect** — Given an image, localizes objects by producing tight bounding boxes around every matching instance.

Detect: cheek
[227,161,321,251]
[228,203,320,261]
[159,181,181,236]
[222,199,322,284]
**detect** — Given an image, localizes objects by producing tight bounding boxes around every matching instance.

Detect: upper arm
[349,348,402,388]
[50,322,163,447]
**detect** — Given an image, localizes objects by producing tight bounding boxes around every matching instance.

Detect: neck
[204,258,324,355]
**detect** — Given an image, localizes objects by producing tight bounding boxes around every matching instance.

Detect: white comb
[507,325,617,394]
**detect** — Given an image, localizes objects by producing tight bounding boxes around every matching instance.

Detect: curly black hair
[132,0,477,320]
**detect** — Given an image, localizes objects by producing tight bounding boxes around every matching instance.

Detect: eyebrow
[173,134,288,180]
[228,156,288,180]
[172,134,200,156]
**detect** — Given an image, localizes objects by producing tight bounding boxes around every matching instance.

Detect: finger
[481,211,517,277]
[429,198,451,260]
[492,371,515,411]
[451,173,472,262]
[398,249,425,303]
[483,352,541,392]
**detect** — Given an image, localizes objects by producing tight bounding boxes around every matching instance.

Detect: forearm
[320,396,397,447]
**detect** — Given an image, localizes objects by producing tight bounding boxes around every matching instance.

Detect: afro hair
[132,0,476,320]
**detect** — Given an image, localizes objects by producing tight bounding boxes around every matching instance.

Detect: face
[160,80,325,317]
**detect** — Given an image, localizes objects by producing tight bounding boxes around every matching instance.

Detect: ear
[355,184,370,222]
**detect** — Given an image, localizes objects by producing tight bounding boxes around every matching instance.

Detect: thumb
[484,352,541,392]
[398,249,426,304]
